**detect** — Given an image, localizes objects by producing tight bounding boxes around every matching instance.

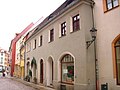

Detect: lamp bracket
[86,38,95,49]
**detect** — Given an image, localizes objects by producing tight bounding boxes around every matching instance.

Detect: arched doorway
[61,54,74,84]
[31,57,37,78]
[26,62,30,75]
[47,57,54,86]
[40,59,44,83]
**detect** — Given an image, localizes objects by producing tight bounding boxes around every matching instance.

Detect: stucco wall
[94,0,120,90]
[25,1,95,90]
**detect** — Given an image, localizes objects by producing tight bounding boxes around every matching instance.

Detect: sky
[0,0,65,51]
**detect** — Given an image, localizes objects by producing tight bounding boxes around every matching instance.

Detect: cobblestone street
[0,77,37,90]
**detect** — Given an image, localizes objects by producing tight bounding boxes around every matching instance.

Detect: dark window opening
[72,14,80,32]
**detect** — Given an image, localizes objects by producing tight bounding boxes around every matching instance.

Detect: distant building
[0,48,9,72]
[9,23,34,76]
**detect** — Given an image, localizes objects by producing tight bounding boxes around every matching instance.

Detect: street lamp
[86,27,98,90]
[86,27,97,49]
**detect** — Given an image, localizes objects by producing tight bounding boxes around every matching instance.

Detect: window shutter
[103,0,107,12]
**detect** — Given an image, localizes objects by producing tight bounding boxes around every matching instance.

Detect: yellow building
[20,44,25,79]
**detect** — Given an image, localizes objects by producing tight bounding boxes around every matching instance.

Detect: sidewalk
[9,77,55,90]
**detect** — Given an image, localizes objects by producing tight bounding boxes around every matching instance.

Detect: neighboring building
[9,23,34,76]
[19,17,43,79]
[94,0,120,90]
[0,48,9,73]
[20,38,25,79]
[25,0,95,90]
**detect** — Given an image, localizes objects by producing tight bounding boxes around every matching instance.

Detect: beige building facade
[25,0,96,90]
[25,0,120,90]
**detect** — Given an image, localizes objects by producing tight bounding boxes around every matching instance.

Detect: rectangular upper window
[39,35,43,46]
[34,39,36,49]
[49,29,54,42]
[103,0,119,12]
[33,39,36,49]
[1,53,3,56]
[72,14,80,32]
[26,42,31,52]
[61,22,66,37]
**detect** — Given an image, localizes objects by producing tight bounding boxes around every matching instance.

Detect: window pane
[50,29,54,42]
[113,0,119,7]
[107,3,112,10]
[116,42,120,84]
[62,63,74,82]
[117,63,120,84]
[116,47,120,60]
[61,54,74,83]
[73,14,80,31]
[61,22,66,36]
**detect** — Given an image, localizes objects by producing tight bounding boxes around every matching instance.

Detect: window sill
[33,48,36,50]
[59,81,74,85]
[59,35,66,39]
[48,41,54,43]
[70,29,80,34]
[38,45,42,47]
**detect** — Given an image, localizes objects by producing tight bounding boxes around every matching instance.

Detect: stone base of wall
[53,81,95,90]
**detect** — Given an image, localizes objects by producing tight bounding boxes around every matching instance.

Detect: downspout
[91,1,99,90]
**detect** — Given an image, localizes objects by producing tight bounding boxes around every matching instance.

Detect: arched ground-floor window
[113,34,120,85]
[40,59,44,83]
[61,54,74,84]
[115,38,120,84]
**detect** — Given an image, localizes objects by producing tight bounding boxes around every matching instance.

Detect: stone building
[25,0,120,90]
[25,0,95,90]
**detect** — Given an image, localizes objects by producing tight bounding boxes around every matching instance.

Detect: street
[0,77,37,90]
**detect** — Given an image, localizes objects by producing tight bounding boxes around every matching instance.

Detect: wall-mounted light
[86,27,97,49]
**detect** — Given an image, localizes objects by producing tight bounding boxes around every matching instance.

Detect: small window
[35,39,36,49]
[26,42,31,52]
[50,29,54,42]
[39,35,43,46]
[33,39,36,49]
[1,53,3,56]
[61,22,66,37]
[72,14,80,32]
[103,0,119,12]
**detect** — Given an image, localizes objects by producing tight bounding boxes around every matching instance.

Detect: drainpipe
[91,1,99,90]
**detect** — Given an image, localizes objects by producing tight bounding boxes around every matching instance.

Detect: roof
[13,22,34,42]
[9,23,34,51]
[27,0,93,41]
[31,0,77,38]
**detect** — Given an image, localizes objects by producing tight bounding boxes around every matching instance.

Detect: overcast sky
[0,0,65,51]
